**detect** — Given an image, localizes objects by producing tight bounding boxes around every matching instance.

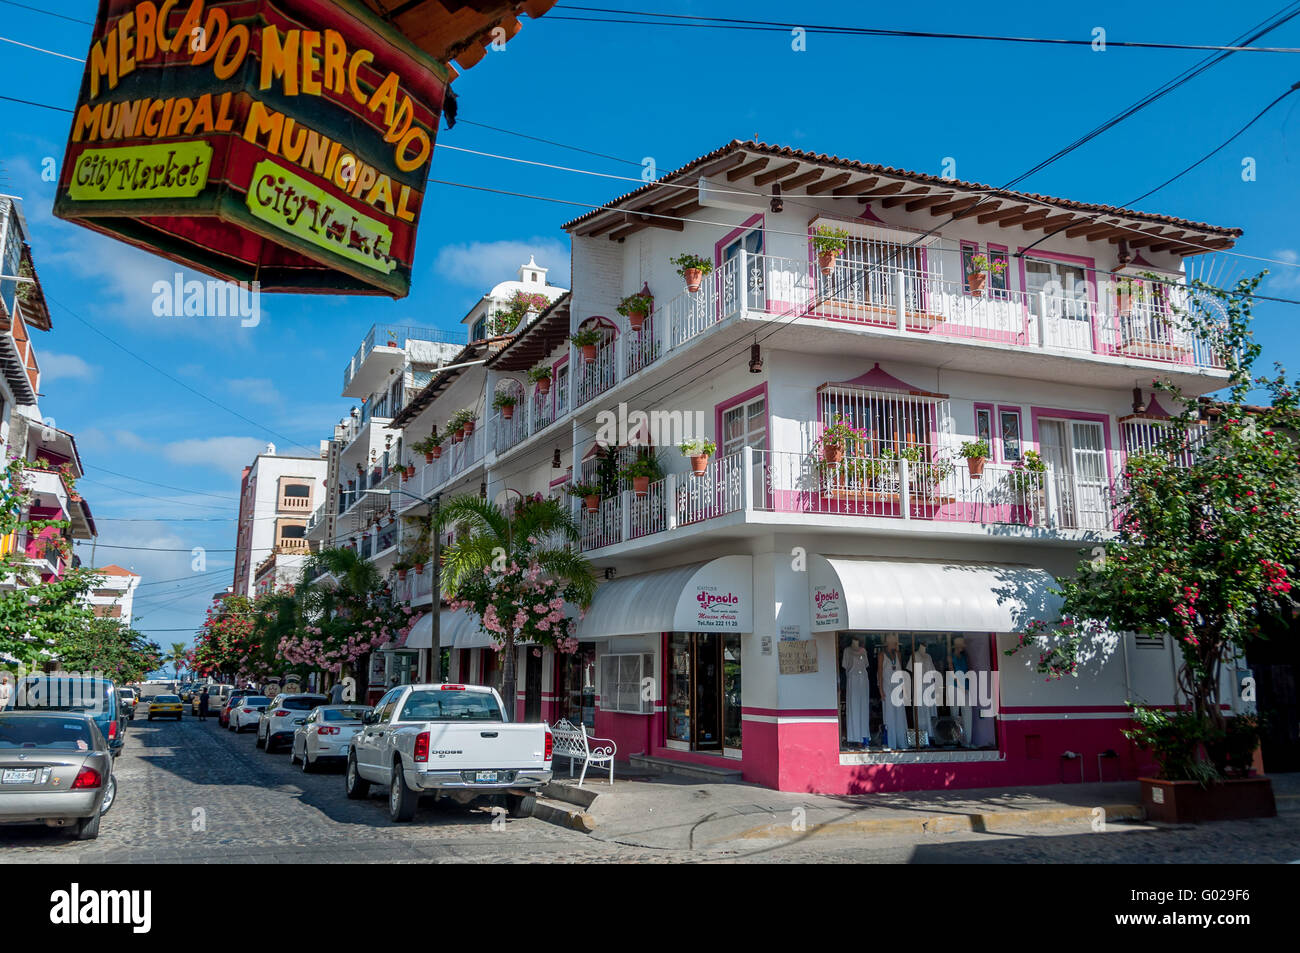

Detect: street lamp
[364,487,441,682]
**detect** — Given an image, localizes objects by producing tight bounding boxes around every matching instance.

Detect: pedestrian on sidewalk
[198,687,210,722]
[329,681,345,704]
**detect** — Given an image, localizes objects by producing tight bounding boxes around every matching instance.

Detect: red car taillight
[413,731,429,763]
[316,726,340,735]
[108,721,117,740]
[72,766,102,789]
[544,729,553,762]
[440,685,465,691]
[274,710,290,717]
[242,708,254,714]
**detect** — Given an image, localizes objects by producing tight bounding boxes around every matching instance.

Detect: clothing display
[879,647,908,749]
[842,643,871,745]
[951,649,974,746]
[909,644,938,736]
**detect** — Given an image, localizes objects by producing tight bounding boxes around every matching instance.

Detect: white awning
[401,610,478,650]
[576,556,753,639]
[808,556,1061,633]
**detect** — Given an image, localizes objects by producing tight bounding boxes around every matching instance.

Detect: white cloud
[162,436,268,472]
[38,351,96,383]
[225,378,282,405]
[1269,249,1300,291]
[433,238,570,290]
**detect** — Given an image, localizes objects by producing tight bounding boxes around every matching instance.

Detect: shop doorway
[524,650,542,723]
[667,633,742,754]
[555,644,596,731]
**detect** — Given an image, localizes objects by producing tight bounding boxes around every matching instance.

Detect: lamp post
[364,487,441,682]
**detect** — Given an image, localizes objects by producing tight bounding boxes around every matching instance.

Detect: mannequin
[950,636,974,747]
[909,642,937,744]
[878,634,908,749]
[841,637,870,746]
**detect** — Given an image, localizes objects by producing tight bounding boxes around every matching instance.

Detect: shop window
[667,633,741,752]
[836,632,998,753]
[599,652,654,715]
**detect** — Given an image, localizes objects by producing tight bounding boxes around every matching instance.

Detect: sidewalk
[544,771,1300,850]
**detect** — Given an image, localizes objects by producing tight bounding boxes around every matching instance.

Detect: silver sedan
[0,711,116,840]
[289,705,369,772]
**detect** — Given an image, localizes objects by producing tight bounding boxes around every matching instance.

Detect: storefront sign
[672,555,753,632]
[54,0,450,298]
[778,639,818,675]
[810,582,844,631]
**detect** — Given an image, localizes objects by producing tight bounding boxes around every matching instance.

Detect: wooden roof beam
[696,152,749,178]
[832,176,880,196]
[726,157,771,181]
[1028,213,1079,233]
[805,172,851,195]
[753,161,799,186]
[880,187,931,209]
[1000,208,1051,229]
[976,203,1027,225]
[1065,218,1118,239]
[932,196,982,217]
[904,193,954,213]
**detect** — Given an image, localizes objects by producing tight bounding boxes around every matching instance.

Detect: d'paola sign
[53,0,452,298]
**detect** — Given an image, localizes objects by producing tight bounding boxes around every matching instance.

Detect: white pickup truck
[344,683,553,822]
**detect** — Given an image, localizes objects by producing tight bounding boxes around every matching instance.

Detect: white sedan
[228,696,270,733]
[289,705,369,772]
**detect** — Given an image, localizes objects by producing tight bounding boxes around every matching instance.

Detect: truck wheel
[505,793,536,818]
[345,752,370,799]
[389,762,418,822]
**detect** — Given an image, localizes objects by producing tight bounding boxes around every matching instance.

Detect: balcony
[614,251,1225,388]
[0,309,40,405]
[404,425,486,504]
[25,468,71,515]
[279,491,313,513]
[490,387,561,458]
[578,448,1116,553]
[342,323,465,397]
[575,339,617,407]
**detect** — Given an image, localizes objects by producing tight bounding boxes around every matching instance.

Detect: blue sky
[1,1,1297,650]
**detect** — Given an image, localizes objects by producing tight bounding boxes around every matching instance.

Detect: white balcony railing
[575,341,617,407]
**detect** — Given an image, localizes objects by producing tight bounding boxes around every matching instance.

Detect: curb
[723,802,1144,844]
[532,797,597,833]
[541,781,601,810]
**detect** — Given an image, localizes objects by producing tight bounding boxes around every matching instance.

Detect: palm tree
[168,642,188,682]
[294,547,387,688]
[436,495,596,718]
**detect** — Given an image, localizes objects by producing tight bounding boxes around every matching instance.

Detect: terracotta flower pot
[432,446,442,459]
[502,404,515,420]
[401,471,409,482]
[823,442,844,464]
[398,569,408,581]
[690,454,710,476]
[414,563,425,575]
[455,427,465,442]
[632,476,650,497]
[968,272,988,296]
[424,452,434,463]
[818,249,840,276]
[537,377,551,396]
[967,456,986,479]
[683,267,703,293]
[463,421,475,437]
[584,494,600,514]
[628,310,646,332]
[582,343,598,364]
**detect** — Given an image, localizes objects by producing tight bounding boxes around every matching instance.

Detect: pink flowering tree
[1009,275,1299,773]
[437,495,596,716]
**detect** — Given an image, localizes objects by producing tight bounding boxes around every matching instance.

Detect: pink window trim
[714,382,770,456]
[973,402,996,462]
[1016,247,1100,354]
[1028,407,1116,485]
[549,353,569,417]
[998,405,1024,464]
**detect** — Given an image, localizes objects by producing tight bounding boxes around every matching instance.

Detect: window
[399,689,503,722]
[819,386,941,460]
[999,410,1022,462]
[975,407,992,447]
[836,632,998,753]
[282,484,309,498]
[471,317,486,340]
[721,394,766,457]
[1038,418,1110,530]
[553,362,570,415]
[1025,257,1090,321]
[961,242,1009,298]
[599,652,654,714]
[279,524,306,539]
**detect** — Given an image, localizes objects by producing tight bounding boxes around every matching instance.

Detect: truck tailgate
[420,723,547,770]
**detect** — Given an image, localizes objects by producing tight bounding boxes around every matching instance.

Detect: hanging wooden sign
[53,0,451,298]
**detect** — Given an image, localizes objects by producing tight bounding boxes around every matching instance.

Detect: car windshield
[242,697,270,707]
[397,690,503,722]
[281,697,328,710]
[13,679,110,714]
[0,715,95,750]
[155,696,180,703]
[322,708,367,722]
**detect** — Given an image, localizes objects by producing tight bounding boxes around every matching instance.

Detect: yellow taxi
[147,694,183,721]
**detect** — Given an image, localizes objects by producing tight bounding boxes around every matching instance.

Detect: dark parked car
[12,676,125,758]
[0,711,117,839]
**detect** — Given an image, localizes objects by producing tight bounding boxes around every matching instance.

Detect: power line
[452,118,643,168]
[0,1,92,25]
[85,465,236,503]
[0,93,71,113]
[77,477,236,513]
[548,6,1300,53]
[0,34,83,61]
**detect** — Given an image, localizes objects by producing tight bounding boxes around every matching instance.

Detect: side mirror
[363,711,377,725]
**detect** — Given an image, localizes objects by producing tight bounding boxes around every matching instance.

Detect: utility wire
[0,1,92,25]
[85,465,237,503]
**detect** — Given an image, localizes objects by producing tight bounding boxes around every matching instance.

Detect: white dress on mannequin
[842,646,870,744]
[879,650,908,749]
[909,646,938,739]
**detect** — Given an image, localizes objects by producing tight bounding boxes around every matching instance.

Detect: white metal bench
[551,718,616,786]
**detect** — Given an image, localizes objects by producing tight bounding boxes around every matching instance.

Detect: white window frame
[599,652,654,715]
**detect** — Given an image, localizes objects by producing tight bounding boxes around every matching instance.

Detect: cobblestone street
[2,711,1298,864]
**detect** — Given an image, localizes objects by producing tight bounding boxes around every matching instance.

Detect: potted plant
[966,253,1008,296]
[812,224,850,275]
[617,292,654,333]
[620,455,663,498]
[959,439,990,479]
[566,481,603,514]
[679,438,717,476]
[1008,450,1047,497]
[571,327,603,364]
[528,365,553,395]
[393,557,411,581]
[493,391,519,420]
[412,434,442,462]
[817,414,862,464]
[461,410,476,438]
[1115,275,1145,315]
[670,252,714,293]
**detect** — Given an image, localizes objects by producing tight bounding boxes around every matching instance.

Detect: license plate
[2,768,38,784]
[475,771,498,783]
[293,719,305,725]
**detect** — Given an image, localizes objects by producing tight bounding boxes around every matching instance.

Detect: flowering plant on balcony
[489,290,550,337]
[670,252,714,292]
[412,433,443,461]
[571,327,604,364]
[814,414,866,463]
[812,225,851,275]
[527,365,552,383]
[617,292,654,332]
[566,481,603,514]
[492,391,520,414]
[679,438,717,476]
[1008,449,1047,497]
[958,439,991,478]
[967,254,1008,276]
